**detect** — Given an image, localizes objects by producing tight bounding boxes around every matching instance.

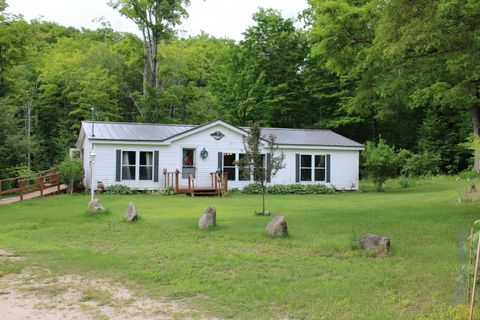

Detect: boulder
[265,215,288,237]
[88,199,105,213]
[198,206,216,229]
[125,202,138,222]
[359,233,390,254]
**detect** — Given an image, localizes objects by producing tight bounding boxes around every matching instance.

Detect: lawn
[0,177,478,319]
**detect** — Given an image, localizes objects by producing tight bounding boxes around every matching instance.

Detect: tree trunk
[470,106,480,171]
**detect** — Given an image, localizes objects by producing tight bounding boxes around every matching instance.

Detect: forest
[0,0,479,177]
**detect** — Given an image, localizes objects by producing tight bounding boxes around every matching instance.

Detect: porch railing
[163,169,228,196]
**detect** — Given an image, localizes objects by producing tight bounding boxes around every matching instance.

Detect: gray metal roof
[81,121,363,148]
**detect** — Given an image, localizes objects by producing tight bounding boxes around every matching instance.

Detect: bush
[242,183,336,195]
[401,151,441,177]
[458,170,480,180]
[362,139,398,191]
[105,184,133,195]
[398,176,416,188]
[57,159,83,194]
[160,186,175,195]
[241,182,264,194]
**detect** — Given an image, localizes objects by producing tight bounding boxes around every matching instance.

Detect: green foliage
[401,151,441,177]
[242,182,335,195]
[458,170,480,180]
[160,186,175,196]
[104,184,133,195]
[362,139,398,191]
[56,158,83,194]
[397,176,416,189]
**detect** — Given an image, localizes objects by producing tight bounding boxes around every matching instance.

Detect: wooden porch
[164,170,228,197]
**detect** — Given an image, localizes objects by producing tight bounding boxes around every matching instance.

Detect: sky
[6,0,309,41]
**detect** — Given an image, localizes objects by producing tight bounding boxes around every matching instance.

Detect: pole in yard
[470,236,480,320]
[469,228,475,303]
[90,150,96,201]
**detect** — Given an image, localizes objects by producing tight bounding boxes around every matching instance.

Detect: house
[75,119,364,194]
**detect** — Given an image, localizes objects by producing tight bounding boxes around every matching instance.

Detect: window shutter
[153,151,159,182]
[116,150,121,182]
[295,154,300,183]
[218,152,223,171]
[326,154,331,183]
[266,153,272,183]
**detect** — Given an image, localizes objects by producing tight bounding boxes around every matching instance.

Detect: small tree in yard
[57,158,83,194]
[238,122,285,215]
[363,139,397,191]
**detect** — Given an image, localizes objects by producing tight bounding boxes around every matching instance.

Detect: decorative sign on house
[210,131,225,141]
[200,148,208,160]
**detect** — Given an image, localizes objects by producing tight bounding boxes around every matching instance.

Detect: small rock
[255,210,271,216]
[199,206,216,229]
[359,233,390,254]
[265,215,288,237]
[88,199,105,213]
[125,202,138,222]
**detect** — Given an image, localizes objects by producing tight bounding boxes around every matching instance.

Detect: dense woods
[0,0,478,177]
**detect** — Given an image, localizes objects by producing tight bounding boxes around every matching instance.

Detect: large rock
[198,206,216,229]
[88,199,105,213]
[265,215,288,237]
[359,233,390,254]
[125,202,138,222]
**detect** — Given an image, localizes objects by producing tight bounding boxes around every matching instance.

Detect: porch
[163,170,229,197]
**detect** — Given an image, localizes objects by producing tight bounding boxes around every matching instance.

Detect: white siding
[82,123,360,191]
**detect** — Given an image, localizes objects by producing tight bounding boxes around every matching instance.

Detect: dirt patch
[0,251,209,319]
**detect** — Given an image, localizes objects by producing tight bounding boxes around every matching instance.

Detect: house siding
[81,123,360,191]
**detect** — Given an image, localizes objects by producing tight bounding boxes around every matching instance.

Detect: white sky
[6,0,309,41]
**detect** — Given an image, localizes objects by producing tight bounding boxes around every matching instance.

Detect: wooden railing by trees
[0,169,62,201]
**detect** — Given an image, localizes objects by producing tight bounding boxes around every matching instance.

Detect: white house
[76,119,364,194]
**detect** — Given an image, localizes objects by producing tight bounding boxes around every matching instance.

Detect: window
[238,154,250,181]
[300,155,312,181]
[315,155,326,181]
[139,151,153,180]
[182,148,195,179]
[223,153,236,181]
[122,151,136,180]
[253,154,266,182]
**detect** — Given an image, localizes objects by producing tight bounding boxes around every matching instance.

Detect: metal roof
[81,121,363,148]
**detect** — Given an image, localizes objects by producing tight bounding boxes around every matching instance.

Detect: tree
[109,0,190,93]
[363,139,397,191]
[57,158,83,194]
[222,9,309,127]
[238,122,285,215]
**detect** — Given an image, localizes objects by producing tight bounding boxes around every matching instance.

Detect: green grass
[0,176,477,319]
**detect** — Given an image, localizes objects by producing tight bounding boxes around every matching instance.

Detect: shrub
[242,183,336,195]
[160,186,175,195]
[57,158,83,194]
[398,176,416,188]
[242,182,264,194]
[362,139,398,191]
[458,170,480,180]
[105,184,133,195]
[401,151,441,177]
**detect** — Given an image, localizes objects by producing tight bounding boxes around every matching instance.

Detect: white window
[122,151,136,180]
[300,155,312,181]
[223,153,236,181]
[139,151,153,180]
[315,155,326,182]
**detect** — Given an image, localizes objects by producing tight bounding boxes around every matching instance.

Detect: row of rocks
[89,201,390,254]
